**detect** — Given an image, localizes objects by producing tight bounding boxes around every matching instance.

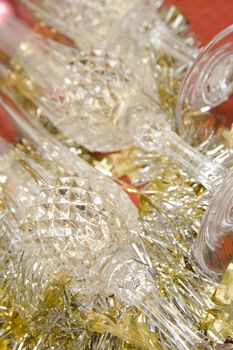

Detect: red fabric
[116,176,139,207]
[164,0,233,45]
[0,104,18,143]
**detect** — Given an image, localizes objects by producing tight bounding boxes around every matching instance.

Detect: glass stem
[100,248,210,350]
[132,112,224,192]
[150,22,198,66]
[162,129,225,192]
[137,292,211,350]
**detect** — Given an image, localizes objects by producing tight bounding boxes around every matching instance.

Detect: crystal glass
[195,169,233,279]
[20,0,197,65]
[175,26,233,278]
[176,25,233,134]
[0,14,226,193]
[0,96,210,349]
[0,13,155,151]
[0,97,139,266]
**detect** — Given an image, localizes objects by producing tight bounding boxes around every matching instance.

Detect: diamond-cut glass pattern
[17,37,154,152]
[0,138,139,272]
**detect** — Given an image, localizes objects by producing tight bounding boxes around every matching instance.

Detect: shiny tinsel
[0,2,233,350]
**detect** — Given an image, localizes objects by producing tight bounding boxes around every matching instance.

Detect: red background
[165,0,233,45]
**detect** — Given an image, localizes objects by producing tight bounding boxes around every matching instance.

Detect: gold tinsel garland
[0,3,233,350]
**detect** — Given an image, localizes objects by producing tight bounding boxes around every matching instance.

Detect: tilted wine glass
[174,27,233,279]
[194,167,233,279]
[176,25,233,134]
[0,14,227,193]
[0,96,210,350]
[19,0,233,139]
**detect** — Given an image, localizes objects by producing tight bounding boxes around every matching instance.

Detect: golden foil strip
[0,69,232,349]
[1,6,233,348]
[203,264,233,342]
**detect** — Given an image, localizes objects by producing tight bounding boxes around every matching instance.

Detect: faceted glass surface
[16,36,154,151]
[0,111,139,277]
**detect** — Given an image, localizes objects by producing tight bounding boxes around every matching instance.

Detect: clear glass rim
[176,24,233,136]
